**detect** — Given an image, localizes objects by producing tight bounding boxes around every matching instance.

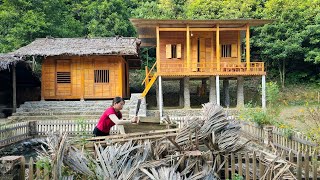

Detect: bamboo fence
[5,150,317,180]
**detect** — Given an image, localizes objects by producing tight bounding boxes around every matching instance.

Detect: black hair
[112,96,124,105]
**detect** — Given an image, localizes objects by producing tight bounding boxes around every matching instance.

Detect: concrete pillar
[155,78,159,108]
[216,76,220,105]
[158,76,163,117]
[200,79,206,96]
[262,75,266,109]
[184,77,190,108]
[209,76,216,103]
[223,79,230,107]
[237,76,244,108]
[179,79,184,107]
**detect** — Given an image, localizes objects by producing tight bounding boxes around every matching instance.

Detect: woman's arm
[109,114,136,125]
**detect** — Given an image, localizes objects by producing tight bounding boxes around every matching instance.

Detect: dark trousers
[93,127,110,136]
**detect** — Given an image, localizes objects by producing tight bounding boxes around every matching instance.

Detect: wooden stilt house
[14,37,141,100]
[130,19,272,113]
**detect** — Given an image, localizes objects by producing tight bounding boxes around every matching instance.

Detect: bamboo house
[130,19,272,114]
[14,37,141,100]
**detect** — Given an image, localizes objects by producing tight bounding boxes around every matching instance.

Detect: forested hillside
[0,0,319,86]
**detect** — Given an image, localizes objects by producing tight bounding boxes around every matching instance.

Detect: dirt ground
[279,105,319,133]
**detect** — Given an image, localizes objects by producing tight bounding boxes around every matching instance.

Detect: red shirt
[96,107,122,133]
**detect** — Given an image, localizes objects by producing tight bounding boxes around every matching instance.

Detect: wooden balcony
[157,62,265,77]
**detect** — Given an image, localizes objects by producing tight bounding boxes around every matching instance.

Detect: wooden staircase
[141,63,158,98]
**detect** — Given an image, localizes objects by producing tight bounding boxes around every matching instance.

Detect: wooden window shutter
[166,44,172,59]
[176,44,182,59]
[231,44,237,57]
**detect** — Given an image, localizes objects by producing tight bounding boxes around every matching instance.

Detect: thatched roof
[14,37,141,57]
[0,53,23,70]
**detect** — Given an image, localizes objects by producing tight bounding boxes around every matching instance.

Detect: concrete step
[16,107,109,113]
[9,113,130,121]
[9,115,102,121]
[13,110,129,116]
[17,100,135,109]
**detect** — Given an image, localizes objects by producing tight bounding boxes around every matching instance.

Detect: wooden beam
[156,26,160,72]
[220,27,247,31]
[87,128,179,141]
[246,24,250,71]
[159,28,186,31]
[140,42,156,47]
[81,57,84,100]
[119,58,123,97]
[12,64,16,113]
[41,59,45,100]
[216,24,220,71]
[138,35,156,38]
[187,25,190,69]
[238,31,241,65]
[126,62,129,97]
[211,30,214,65]
[189,27,246,31]
[190,28,215,31]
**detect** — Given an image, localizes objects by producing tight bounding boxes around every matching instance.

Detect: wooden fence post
[28,121,38,137]
[297,151,302,179]
[0,156,25,180]
[28,158,34,180]
[263,126,273,146]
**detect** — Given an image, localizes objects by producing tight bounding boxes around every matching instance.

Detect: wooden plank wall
[159,31,186,72]
[159,31,239,73]
[42,55,127,100]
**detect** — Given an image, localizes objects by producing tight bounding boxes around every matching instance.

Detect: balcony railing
[158,62,265,75]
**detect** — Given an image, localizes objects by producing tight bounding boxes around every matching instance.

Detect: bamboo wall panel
[42,55,126,99]
[42,58,55,97]
[71,57,82,98]
[191,37,198,71]
[83,58,94,97]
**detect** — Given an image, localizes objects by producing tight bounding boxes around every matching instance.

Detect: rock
[0,113,5,118]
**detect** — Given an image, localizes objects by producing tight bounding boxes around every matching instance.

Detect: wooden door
[191,36,211,72]
[83,59,94,98]
[56,60,71,96]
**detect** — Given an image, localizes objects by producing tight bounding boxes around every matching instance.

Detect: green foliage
[36,156,52,178]
[132,0,187,19]
[186,0,264,19]
[297,106,320,148]
[0,0,319,85]
[239,103,270,127]
[266,82,280,106]
[251,0,320,86]
[0,0,84,52]
[129,69,146,93]
[232,174,244,180]
[75,0,136,37]
[240,82,281,127]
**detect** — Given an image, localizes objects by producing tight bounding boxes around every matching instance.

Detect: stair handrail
[141,61,157,85]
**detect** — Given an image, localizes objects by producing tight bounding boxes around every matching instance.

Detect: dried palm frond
[174,103,241,153]
[63,146,95,177]
[94,140,152,180]
[35,132,69,180]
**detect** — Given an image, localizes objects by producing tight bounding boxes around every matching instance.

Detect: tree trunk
[278,60,285,88]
